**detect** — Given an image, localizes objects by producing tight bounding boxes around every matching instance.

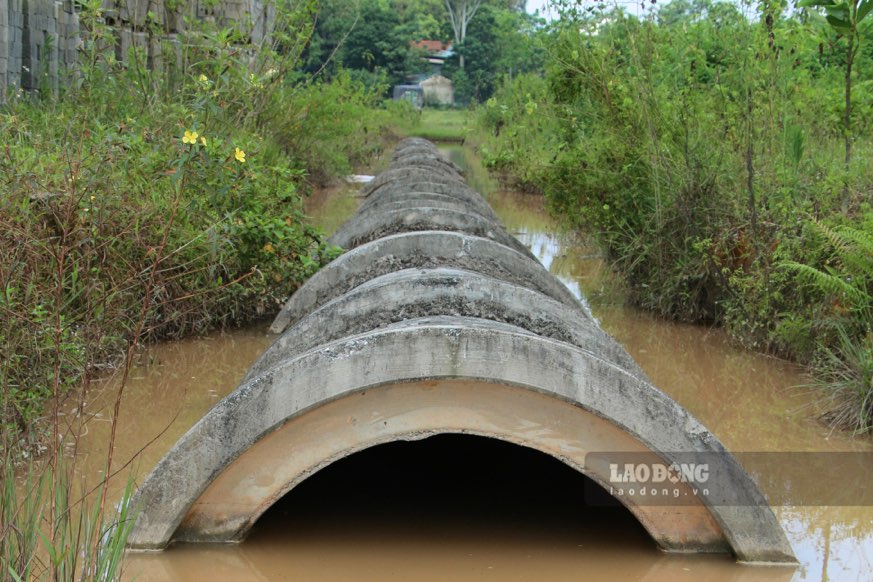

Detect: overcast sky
[526,0,654,20]
[525,0,556,19]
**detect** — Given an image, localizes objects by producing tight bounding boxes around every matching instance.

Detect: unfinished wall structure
[1,0,274,101]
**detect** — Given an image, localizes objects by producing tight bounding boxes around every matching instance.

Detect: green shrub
[476,2,873,431]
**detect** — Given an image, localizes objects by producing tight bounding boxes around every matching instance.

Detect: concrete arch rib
[363,180,486,202]
[350,197,497,226]
[392,150,463,172]
[249,268,642,384]
[361,169,466,197]
[389,156,464,178]
[270,231,582,334]
[126,319,795,564]
[359,188,499,222]
[327,207,536,260]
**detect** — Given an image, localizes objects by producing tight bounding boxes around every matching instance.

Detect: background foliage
[477,0,873,432]
[303,0,546,102]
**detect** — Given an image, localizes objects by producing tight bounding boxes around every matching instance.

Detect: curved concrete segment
[364,180,486,201]
[351,197,498,226]
[327,207,536,260]
[392,138,441,157]
[250,268,640,383]
[361,168,466,198]
[126,318,795,564]
[389,156,464,179]
[392,149,463,171]
[269,231,583,334]
[360,178,492,208]
[357,191,500,224]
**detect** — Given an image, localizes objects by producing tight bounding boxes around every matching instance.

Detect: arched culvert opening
[247,434,652,551]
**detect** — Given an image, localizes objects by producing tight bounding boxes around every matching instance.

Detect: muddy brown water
[68,146,873,581]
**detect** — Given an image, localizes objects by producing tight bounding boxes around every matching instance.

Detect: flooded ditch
[66,144,873,581]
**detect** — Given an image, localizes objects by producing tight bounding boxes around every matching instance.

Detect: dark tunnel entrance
[248,434,653,550]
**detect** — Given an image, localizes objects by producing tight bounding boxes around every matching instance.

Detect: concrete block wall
[0,2,9,95]
[1,0,78,97]
[1,0,275,100]
[2,0,25,98]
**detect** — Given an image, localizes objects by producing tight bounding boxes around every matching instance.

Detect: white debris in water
[345,175,374,184]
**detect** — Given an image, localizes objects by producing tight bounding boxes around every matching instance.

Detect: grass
[394,108,471,142]
[2,458,135,581]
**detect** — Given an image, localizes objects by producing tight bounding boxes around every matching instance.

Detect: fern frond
[835,224,873,252]
[804,220,873,294]
[782,261,871,307]
[832,224,873,273]
[811,219,854,261]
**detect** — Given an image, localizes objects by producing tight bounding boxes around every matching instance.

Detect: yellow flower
[234,147,246,163]
[263,243,275,253]
[198,74,209,83]
[200,136,207,146]
[182,130,199,145]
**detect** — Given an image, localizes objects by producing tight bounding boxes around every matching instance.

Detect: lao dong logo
[609,461,710,485]
[605,461,711,502]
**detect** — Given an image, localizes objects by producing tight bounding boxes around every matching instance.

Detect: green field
[396,108,471,142]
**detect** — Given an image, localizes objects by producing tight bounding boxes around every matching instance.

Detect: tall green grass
[2,459,135,581]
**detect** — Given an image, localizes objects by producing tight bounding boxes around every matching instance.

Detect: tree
[798,0,873,211]
[444,0,484,68]
[444,5,544,103]
[303,0,421,89]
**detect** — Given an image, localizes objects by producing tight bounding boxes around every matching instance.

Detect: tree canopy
[302,0,545,99]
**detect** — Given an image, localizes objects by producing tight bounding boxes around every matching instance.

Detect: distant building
[420,75,453,107]
[393,84,424,109]
[410,39,454,76]
[392,40,455,108]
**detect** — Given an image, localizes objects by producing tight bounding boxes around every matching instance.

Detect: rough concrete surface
[270,231,584,333]
[249,267,644,383]
[361,168,467,198]
[127,319,795,563]
[328,207,536,260]
[361,189,497,222]
[351,197,498,225]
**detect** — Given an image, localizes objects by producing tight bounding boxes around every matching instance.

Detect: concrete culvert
[126,318,796,564]
[392,137,440,154]
[389,156,465,178]
[361,168,467,197]
[392,147,462,168]
[126,138,796,567]
[361,181,494,212]
[357,191,500,223]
